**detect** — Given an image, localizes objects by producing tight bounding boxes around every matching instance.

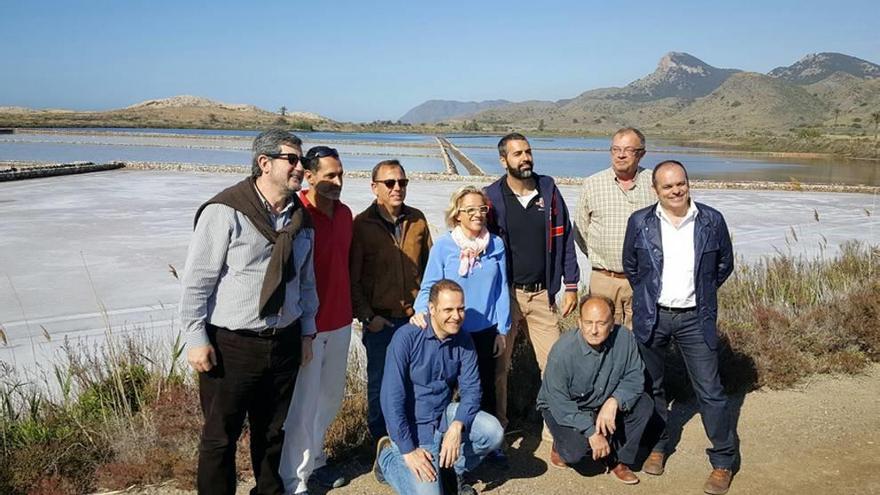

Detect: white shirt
[657,201,699,308]
[514,188,539,208]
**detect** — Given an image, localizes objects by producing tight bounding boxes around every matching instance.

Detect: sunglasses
[305,146,339,161]
[374,178,409,189]
[264,153,303,165]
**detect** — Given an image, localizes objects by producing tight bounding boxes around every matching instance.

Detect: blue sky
[1,0,878,122]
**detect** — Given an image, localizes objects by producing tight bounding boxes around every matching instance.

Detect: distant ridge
[126,95,263,112]
[399,99,511,124]
[397,50,880,134]
[768,52,880,85]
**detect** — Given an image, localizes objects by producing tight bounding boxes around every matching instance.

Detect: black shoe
[457,474,478,495]
[486,447,510,470]
[373,436,391,485]
[312,464,347,489]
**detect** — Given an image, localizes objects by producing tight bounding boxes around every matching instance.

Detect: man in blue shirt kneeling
[376,279,504,495]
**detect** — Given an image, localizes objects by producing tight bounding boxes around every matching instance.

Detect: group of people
[179,127,737,495]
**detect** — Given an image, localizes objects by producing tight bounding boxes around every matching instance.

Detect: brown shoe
[609,463,640,485]
[703,468,733,495]
[549,443,569,469]
[643,451,666,475]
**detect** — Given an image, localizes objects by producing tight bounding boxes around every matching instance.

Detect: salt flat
[0,169,877,369]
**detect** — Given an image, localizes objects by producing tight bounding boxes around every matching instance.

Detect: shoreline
[4,160,878,194]
[9,127,880,163]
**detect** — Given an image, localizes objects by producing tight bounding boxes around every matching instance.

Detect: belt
[215,321,300,339]
[657,304,696,313]
[592,268,627,279]
[513,282,545,293]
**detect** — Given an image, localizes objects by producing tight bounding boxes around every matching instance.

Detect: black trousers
[542,392,653,466]
[469,326,499,417]
[197,323,301,495]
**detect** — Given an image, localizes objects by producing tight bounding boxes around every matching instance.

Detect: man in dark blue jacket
[485,133,580,437]
[622,160,735,495]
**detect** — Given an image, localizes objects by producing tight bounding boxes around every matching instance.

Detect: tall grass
[1,243,878,492]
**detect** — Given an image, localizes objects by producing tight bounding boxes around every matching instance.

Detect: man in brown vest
[350,159,432,454]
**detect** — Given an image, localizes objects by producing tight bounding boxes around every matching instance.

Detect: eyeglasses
[305,146,339,161]
[458,205,489,216]
[374,178,409,189]
[264,153,303,165]
[610,146,645,156]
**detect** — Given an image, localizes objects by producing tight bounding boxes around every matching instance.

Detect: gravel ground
[106,364,880,495]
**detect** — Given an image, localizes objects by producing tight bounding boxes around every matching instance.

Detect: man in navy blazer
[622,160,735,495]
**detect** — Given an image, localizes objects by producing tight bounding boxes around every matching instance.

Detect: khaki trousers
[589,269,634,330]
[494,288,560,430]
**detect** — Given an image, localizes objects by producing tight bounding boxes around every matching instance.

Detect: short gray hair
[612,127,646,148]
[251,129,303,178]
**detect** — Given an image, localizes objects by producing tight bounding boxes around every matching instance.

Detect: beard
[316,184,342,201]
[508,163,533,180]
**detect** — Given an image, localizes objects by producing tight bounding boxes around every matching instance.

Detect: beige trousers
[494,288,560,430]
[589,269,634,330]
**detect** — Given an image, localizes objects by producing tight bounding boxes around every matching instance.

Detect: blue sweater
[414,232,511,335]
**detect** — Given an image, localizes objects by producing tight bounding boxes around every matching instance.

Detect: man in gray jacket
[180,129,318,495]
[537,295,651,485]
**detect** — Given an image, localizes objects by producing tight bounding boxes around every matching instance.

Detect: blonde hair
[443,185,489,229]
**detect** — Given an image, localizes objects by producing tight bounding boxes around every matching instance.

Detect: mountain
[608,52,741,101]
[659,72,827,131]
[463,52,737,131]
[399,99,511,124]
[768,52,880,85]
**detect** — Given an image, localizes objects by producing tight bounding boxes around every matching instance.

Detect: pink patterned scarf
[451,225,490,276]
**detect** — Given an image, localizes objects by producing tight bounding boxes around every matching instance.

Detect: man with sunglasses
[351,159,432,452]
[574,127,655,330]
[280,146,352,494]
[180,129,317,495]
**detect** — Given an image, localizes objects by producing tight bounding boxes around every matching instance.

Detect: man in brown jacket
[351,159,432,446]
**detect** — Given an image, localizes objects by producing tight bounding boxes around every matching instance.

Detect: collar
[656,199,699,226]
[423,318,454,343]
[299,190,340,216]
[371,201,408,224]
[501,173,541,196]
[610,166,647,184]
[254,182,293,215]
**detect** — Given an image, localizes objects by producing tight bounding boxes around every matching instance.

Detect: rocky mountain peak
[619,52,740,101]
[768,52,880,84]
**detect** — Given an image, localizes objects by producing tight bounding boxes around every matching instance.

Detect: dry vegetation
[1,243,878,493]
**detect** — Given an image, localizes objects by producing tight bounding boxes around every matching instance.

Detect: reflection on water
[2,129,879,185]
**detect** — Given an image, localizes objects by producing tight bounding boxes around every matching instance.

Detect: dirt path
[124,365,880,495]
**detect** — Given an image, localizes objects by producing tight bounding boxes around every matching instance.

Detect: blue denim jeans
[362,316,409,439]
[379,403,504,495]
[638,307,736,468]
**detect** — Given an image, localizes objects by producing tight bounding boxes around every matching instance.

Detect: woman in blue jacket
[411,185,511,417]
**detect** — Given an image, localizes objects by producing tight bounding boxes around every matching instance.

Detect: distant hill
[399,99,511,124]
[768,52,880,85]
[0,95,332,130]
[463,52,739,131]
[659,72,827,131]
[403,51,880,136]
